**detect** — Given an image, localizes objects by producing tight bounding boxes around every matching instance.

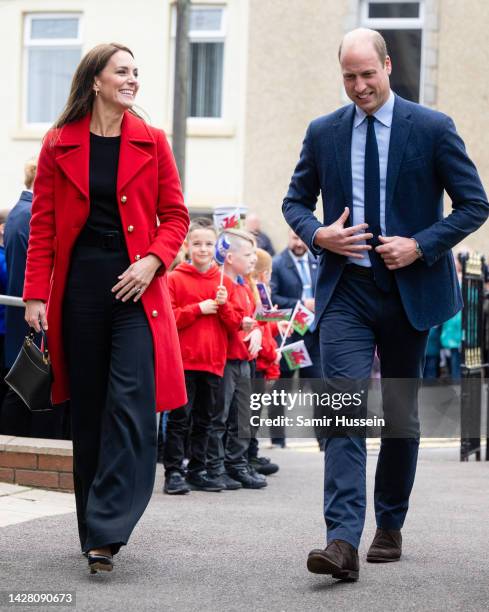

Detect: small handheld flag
[291,303,315,336]
[256,282,273,310]
[280,340,313,371]
[215,232,231,286]
[213,208,241,232]
[214,233,231,265]
[255,308,292,322]
[277,301,300,352]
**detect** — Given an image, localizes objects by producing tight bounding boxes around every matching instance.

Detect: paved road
[1,445,488,611]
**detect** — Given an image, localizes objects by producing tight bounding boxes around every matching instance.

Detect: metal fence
[459,253,488,461]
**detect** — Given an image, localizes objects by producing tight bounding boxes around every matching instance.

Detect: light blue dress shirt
[288,250,313,300]
[348,90,395,266]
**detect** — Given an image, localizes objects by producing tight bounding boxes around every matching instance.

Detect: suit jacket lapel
[117,112,153,193]
[285,250,302,286]
[333,105,355,219]
[55,114,90,199]
[386,96,413,219]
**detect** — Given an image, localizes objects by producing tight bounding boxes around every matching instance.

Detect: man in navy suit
[1,157,66,438]
[283,28,489,581]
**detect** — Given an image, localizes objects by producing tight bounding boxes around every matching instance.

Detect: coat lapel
[386,95,413,219]
[285,250,302,286]
[55,114,90,199]
[333,105,355,219]
[117,112,154,193]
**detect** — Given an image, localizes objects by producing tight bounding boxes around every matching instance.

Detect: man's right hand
[313,207,373,259]
[25,300,48,332]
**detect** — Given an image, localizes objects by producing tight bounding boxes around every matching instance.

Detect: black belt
[77,227,124,251]
[343,263,375,278]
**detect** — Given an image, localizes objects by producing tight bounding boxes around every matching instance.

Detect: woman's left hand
[112,254,162,302]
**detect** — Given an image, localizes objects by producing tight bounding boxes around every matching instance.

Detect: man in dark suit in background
[270,229,322,446]
[0,157,66,438]
[283,28,489,581]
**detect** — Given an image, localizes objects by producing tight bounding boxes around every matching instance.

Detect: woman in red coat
[23,43,189,574]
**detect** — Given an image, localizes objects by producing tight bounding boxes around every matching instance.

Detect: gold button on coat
[127,225,134,233]
[134,254,141,261]
[152,310,158,318]
[121,195,127,203]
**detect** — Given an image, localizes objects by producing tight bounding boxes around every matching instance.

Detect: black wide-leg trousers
[63,243,156,556]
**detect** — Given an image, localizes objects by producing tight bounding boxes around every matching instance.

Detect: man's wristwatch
[411,238,424,260]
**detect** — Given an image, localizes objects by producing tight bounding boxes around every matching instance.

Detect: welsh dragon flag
[222,211,241,229]
[213,208,241,231]
[281,340,313,371]
[291,303,314,336]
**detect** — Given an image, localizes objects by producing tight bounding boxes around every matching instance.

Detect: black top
[85,132,122,233]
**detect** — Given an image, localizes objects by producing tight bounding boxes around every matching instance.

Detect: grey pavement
[1,444,489,612]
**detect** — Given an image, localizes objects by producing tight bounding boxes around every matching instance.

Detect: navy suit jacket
[283,95,489,331]
[271,249,318,309]
[4,190,32,367]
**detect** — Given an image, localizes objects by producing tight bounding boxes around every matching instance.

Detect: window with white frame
[23,13,82,126]
[361,1,424,102]
[172,6,226,118]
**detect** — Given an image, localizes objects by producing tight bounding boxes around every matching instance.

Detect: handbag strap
[27,327,50,363]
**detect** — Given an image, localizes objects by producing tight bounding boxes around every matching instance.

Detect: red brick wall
[0,450,73,491]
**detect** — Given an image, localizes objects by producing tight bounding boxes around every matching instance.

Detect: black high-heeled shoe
[87,552,113,574]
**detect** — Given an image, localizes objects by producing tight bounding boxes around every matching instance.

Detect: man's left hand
[375,236,420,270]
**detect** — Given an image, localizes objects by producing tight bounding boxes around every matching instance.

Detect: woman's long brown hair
[53,42,143,129]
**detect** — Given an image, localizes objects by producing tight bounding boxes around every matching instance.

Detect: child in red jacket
[206,229,266,489]
[164,218,243,494]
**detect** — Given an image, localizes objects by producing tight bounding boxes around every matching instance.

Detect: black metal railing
[459,252,488,461]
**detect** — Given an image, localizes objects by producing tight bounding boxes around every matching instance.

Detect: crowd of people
[0,155,326,494]
[0,157,482,493]
[3,29,487,580]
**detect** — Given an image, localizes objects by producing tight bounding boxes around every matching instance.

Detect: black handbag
[5,327,53,412]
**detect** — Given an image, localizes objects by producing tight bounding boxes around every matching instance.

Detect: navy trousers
[163,369,221,476]
[319,265,428,549]
[63,242,156,556]
[207,360,251,475]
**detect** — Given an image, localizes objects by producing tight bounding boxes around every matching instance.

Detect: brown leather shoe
[307,539,359,581]
[366,528,402,562]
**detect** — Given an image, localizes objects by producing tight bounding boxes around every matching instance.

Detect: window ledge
[12,121,236,141]
[164,119,235,138]
[11,128,46,141]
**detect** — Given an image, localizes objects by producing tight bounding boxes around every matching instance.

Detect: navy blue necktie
[364,115,392,292]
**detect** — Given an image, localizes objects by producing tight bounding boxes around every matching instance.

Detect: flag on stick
[213,208,241,232]
[255,308,292,322]
[291,303,315,336]
[280,340,313,370]
[256,282,273,310]
[214,233,231,285]
[277,301,300,352]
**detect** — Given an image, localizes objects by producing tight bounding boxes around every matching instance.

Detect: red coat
[23,112,190,412]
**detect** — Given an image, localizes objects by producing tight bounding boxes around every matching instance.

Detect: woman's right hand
[25,300,48,332]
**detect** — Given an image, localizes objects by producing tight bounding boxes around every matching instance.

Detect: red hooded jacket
[226,279,257,361]
[256,322,281,380]
[168,263,243,376]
